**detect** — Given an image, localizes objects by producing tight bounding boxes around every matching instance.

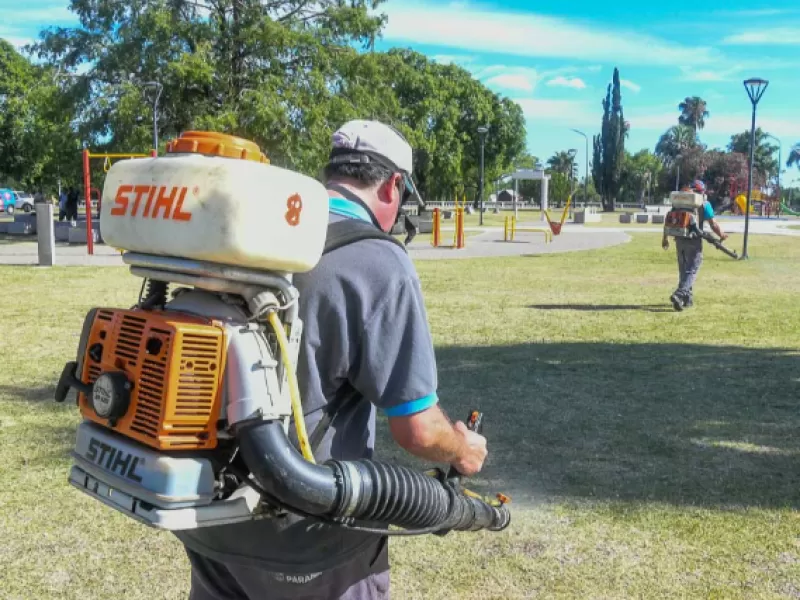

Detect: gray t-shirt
[175,199,439,573]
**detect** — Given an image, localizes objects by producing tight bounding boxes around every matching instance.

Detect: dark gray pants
[185,537,390,600]
[675,237,703,298]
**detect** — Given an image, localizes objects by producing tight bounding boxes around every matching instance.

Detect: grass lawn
[2,232,800,599]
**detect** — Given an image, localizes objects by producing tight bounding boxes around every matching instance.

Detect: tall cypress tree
[592,68,625,211]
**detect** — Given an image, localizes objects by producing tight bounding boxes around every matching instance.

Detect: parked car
[0,189,17,215]
[13,190,35,212]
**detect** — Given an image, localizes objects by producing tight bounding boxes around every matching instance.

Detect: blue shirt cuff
[383,393,439,417]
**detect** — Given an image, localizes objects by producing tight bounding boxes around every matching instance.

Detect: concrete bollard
[36,203,56,266]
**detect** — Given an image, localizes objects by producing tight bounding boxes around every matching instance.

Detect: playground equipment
[54,131,510,537]
[431,194,467,249]
[503,216,552,244]
[730,187,781,218]
[542,193,573,235]
[82,149,157,255]
[734,194,756,215]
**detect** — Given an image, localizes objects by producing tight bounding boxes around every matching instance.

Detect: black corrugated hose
[237,421,510,536]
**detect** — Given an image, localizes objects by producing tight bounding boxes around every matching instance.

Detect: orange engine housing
[78,307,228,451]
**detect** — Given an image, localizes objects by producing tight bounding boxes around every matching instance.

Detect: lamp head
[744,78,769,105]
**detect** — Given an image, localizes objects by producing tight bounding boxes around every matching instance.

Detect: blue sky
[3,0,799,185]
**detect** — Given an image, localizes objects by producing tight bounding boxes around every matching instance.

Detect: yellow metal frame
[430,192,467,249]
[543,193,573,232]
[503,216,553,244]
[87,152,152,173]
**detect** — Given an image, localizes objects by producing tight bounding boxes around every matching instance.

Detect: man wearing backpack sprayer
[662,180,728,311]
[182,120,489,600]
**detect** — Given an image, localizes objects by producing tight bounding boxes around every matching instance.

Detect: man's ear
[378,174,402,205]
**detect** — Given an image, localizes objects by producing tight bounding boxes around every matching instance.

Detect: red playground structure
[81,149,156,254]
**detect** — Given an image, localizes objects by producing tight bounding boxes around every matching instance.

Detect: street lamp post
[141,81,164,154]
[742,77,769,260]
[570,129,589,204]
[477,126,489,226]
[567,148,577,207]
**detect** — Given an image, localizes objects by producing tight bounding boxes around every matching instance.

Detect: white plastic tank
[669,191,704,210]
[99,132,330,273]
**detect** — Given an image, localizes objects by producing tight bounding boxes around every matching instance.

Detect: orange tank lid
[167,131,269,163]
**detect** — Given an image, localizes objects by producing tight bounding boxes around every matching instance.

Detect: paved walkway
[407,228,630,260]
[1,214,795,266]
[0,228,631,266]
[0,241,125,266]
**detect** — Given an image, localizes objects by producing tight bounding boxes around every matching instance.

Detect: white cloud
[625,113,678,132]
[430,55,475,66]
[711,8,800,17]
[620,79,641,93]
[723,28,800,45]
[703,115,800,138]
[513,98,596,127]
[475,65,541,93]
[2,6,75,24]
[0,25,34,51]
[486,74,537,92]
[679,67,735,82]
[381,1,721,67]
[625,110,800,139]
[546,76,586,90]
[3,36,35,50]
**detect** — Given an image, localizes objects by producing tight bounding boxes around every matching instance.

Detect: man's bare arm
[388,405,487,476]
[708,218,727,239]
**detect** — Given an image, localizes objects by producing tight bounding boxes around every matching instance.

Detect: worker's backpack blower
[54,132,510,537]
[664,190,738,259]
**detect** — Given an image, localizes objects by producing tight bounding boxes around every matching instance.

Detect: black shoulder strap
[323,217,407,255]
[307,218,406,452]
[308,385,360,452]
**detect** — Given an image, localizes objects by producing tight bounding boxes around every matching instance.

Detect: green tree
[787,144,800,170]
[0,39,80,193]
[547,171,571,207]
[620,149,663,204]
[512,152,541,201]
[703,150,751,201]
[655,125,701,191]
[678,96,709,132]
[31,0,388,169]
[592,67,626,211]
[655,125,699,164]
[547,151,577,178]
[30,6,526,200]
[728,128,779,184]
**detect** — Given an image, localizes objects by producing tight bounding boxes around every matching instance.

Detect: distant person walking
[662,180,728,311]
[66,187,79,224]
[58,190,68,221]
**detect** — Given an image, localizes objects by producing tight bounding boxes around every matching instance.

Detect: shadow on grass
[529,303,674,313]
[0,384,58,403]
[6,343,800,511]
[374,342,800,511]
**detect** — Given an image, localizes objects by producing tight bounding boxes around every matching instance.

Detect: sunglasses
[397,174,414,204]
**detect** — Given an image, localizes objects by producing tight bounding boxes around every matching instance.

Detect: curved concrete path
[407,227,630,260]
[0,227,631,266]
[1,214,795,266]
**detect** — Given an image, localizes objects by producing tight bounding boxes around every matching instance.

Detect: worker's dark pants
[675,237,703,299]
[185,537,390,600]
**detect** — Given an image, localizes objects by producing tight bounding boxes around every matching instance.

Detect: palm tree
[678,96,709,132]
[788,144,800,169]
[655,125,698,164]
[547,151,577,177]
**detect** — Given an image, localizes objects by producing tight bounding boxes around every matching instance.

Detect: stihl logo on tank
[110,185,195,221]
